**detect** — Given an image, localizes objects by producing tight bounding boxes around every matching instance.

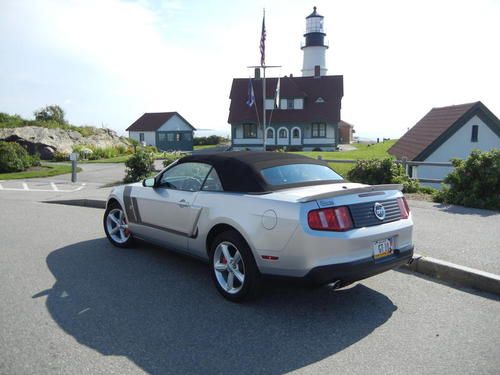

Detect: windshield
[260,163,343,186]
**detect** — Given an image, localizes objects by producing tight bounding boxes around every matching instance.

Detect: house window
[167,133,174,142]
[181,133,192,141]
[139,133,145,142]
[292,128,300,138]
[312,123,326,138]
[471,125,478,142]
[286,99,294,109]
[175,133,181,142]
[243,123,257,138]
[267,128,274,139]
[279,128,287,138]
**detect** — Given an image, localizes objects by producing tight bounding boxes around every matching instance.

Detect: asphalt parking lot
[1,199,499,375]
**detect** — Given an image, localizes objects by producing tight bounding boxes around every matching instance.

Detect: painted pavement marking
[0,181,87,193]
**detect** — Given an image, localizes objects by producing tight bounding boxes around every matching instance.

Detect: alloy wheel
[213,241,246,294]
[106,208,130,244]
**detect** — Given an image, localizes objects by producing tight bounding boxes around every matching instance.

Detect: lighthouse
[301,6,328,77]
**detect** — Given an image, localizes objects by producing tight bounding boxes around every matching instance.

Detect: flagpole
[247,9,280,151]
[262,65,266,151]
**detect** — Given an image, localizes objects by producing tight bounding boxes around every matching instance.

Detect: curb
[44,199,106,209]
[402,254,500,296]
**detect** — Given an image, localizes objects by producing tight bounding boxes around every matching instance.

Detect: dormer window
[315,97,325,103]
[287,99,294,109]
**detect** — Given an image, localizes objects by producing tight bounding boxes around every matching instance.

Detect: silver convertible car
[104,152,413,301]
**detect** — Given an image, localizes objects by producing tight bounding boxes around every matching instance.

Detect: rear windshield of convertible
[260,163,343,186]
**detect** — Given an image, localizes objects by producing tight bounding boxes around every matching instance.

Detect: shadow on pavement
[36,239,396,374]
[434,203,499,217]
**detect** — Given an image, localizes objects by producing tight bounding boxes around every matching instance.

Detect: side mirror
[142,178,156,188]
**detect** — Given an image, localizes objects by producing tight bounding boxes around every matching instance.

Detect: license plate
[373,238,394,259]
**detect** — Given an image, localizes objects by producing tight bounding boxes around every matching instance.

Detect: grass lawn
[194,144,230,150]
[0,164,82,180]
[292,140,397,176]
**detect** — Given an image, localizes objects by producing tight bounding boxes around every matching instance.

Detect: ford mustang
[104,152,413,301]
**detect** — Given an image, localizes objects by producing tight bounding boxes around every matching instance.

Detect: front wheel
[103,202,134,248]
[209,231,261,302]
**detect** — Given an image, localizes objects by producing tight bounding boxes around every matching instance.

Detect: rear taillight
[397,197,410,219]
[308,206,353,231]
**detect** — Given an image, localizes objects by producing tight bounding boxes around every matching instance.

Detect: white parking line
[0,182,87,193]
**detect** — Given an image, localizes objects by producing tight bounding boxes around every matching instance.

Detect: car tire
[209,230,261,302]
[103,201,134,248]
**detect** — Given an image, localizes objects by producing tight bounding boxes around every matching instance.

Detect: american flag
[260,13,266,66]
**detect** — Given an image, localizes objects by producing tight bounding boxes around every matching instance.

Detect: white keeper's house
[228,7,346,151]
[126,112,196,151]
[389,101,500,182]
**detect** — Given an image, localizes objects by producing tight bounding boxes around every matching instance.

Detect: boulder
[0,126,130,160]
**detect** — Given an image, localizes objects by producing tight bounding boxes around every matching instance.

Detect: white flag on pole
[275,77,280,108]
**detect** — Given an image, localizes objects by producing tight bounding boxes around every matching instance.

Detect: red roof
[228,75,343,124]
[388,102,490,161]
[126,112,195,131]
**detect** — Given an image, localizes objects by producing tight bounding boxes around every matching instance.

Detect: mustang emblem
[373,203,386,220]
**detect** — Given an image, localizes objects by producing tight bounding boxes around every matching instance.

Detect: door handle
[178,199,190,208]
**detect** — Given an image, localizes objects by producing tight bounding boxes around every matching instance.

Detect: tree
[129,138,140,153]
[34,105,66,124]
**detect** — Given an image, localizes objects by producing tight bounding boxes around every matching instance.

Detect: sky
[1,0,499,140]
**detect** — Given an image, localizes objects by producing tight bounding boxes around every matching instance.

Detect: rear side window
[260,163,343,186]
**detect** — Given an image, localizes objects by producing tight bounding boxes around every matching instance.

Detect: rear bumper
[304,245,414,285]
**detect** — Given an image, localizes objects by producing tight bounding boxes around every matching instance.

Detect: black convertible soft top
[176,151,340,193]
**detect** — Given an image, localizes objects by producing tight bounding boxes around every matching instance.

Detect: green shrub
[0,141,32,172]
[346,158,420,193]
[53,151,69,161]
[29,153,41,167]
[144,145,158,154]
[162,152,183,168]
[129,138,140,153]
[0,109,100,136]
[433,149,500,210]
[116,144,128,155]
[347,158,398,185]
[0,113,24,128]
[194,135,228,146]
[418,186,438,195]
[73,144,129,160]
[124,150,155,183]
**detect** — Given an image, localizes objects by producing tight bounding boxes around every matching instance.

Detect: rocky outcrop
[0,126,130,159]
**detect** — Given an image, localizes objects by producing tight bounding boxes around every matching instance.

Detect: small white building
[126,112,196,151]
[389,101,500,183]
